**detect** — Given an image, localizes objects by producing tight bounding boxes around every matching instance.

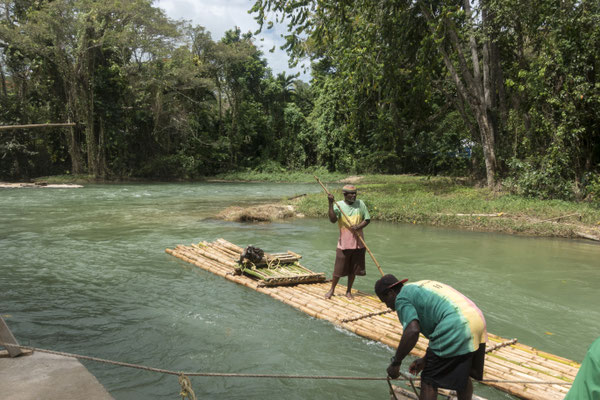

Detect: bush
[583,173,600,205]
[138,154,199,179]
[505,158,574,200]
[254,160,286,174]
[357,151,403,174]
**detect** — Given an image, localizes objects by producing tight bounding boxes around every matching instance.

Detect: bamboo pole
[179,247,231,272]
[486,338,518,353]
[483,355,569,387]
[170,249,230,278]
[216,238,244,253]
[484,372,564,400]
[314,175,384,277]
[303,286,384,315]
[481,373,560,400]
[492,348,577,378]
[206,243,240,259]
[485,358,568,385]
[494,344,579,375]
[199,242,236,260]
[182,248,234,276]
[190,244,237,267]
[510,343,581,367]
[296,287,386,320]
[482,371,552,400]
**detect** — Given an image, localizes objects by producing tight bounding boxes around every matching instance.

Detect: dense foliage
[252,0,600,200]
[1,0,599,201]
[0,0,309,180]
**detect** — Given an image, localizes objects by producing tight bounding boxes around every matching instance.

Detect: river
[1,183,598,399]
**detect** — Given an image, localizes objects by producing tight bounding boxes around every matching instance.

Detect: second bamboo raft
[187,240,325,286]
[166,238,579,400]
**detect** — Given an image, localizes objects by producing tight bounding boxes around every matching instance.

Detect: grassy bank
[292,175,600,240]
[210,169,347,183]
[32,174,98,184]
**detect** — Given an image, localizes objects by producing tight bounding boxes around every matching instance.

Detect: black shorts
[333,248,366,277]
[420,343,486,392]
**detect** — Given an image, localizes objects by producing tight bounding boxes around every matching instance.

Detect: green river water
[1,183,599,399]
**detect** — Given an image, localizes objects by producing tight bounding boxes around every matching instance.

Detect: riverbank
[289,175,600,241]
[31,173,600,240]
[0,351,113,400]
[0,182,83,189]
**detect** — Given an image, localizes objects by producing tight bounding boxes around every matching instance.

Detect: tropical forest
[1,0,599,202]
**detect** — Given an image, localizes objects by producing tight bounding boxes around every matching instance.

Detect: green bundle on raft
[193,239,326,287]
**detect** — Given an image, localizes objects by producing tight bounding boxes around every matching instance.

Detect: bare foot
[345,292,354,300]
[324,290,334,299]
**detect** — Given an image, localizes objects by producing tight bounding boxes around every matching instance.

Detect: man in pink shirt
[324,184,371,299]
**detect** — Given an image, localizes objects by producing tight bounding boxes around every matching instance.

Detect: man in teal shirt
[565,336,600,400]
[375,274,487,400]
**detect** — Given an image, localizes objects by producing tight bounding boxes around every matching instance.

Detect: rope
[267,259,281,270]
[341,309,394,323]
[0,342,573,385]
[178,374,197,400]
[0,342,400,381]
[404,372,420,396]
[387,377,400,400]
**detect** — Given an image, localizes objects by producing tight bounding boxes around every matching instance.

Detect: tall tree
[252,0,504,186]
[418,1,503,187]
[0,0,180,178]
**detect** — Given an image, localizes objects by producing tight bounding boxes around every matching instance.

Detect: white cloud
[153,0,310,80]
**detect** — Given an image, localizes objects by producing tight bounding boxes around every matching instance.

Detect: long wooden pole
[0,122,76,131]
[314,176,384,277]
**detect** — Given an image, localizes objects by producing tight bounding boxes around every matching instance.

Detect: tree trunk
[97,117,107,178]
[85,85,98,176]
[419,1,499,187]
[475,108,497,187]
[64,75,85,174]
[0,61,7,97]
[67,124,85,174]
[78,18,100,177]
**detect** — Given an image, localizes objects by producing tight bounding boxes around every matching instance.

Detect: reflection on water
[1,183,598,400]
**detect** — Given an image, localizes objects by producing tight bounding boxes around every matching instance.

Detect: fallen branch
[575,231,600,242]
[0,123,76,131]
[537,213,581,223]
[437,213,505,217]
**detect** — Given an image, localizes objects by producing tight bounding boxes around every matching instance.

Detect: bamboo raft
[166,239,579,400]
[392,385,488,400]
[184,241,326,286]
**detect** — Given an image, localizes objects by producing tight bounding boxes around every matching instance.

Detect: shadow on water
[1,182,598,399]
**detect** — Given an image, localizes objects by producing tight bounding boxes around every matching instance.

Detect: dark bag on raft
[238,245,265,266]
